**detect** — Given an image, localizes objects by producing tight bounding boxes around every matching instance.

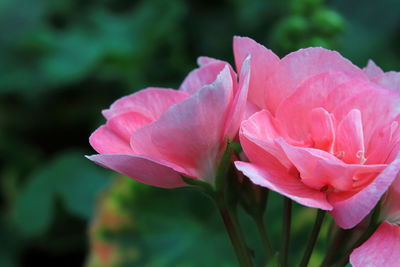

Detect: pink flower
[350,176,400,267]
[87,52,250,188]
[233,37,400,229]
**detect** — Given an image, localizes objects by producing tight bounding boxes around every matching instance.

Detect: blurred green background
[0,0,399,266]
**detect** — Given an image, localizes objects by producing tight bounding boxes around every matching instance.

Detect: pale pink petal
[131,66,234,181]
[363,59,384,79]
[265,48,366,114]
[240,133,288,171]
[86,154,186,188]
[366,120,399,164]
[102,88,189,120]
[373,71,400,92]
[224,55,250,139]
[233,36,280,108]
[350,222,400,267]
[276,71,352,140]
[335,109,365,164]
[315,160,386,191]
[243,101,261,121]
[332,83,400,146]
[277,138,341,190]
[329,152,400,229]
[240,111,291,168]
[89,125,133,154]
[197,56,223,66]
[309,107,336,152]
[179,61,237,95]
[106,112,151,142]
[234,161,333,210]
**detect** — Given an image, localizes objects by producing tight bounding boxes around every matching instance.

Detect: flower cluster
[88,36,400,266]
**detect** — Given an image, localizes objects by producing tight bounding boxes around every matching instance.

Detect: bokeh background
[1,0,399,266]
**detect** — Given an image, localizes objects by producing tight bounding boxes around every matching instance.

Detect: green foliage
[0,0,399,265]
[270,0,346,55]
[11,151,111,237]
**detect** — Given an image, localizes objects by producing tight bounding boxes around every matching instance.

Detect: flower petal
[179,61,237,95]
[309,107,336,152]
[335,109,365,164]
[234,161,333,210]
[350,222,400,267]
[240,110,291,168]
[102,88,189,120]
[265,48,366,114]
[89,125,133,154]
[329,152,400,229]
[373,71,400,92]
[363,59,384,79]
[224,55,250,139]
[106,112,151,142]
[86,154,186,188]
[233,36,280,108]
[131,66,234,181]
[275,71,352,140]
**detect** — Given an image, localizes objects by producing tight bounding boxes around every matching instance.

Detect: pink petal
[233,36,280,109]
[332,82,400,147]
[131,66,234,181]
[197,56,223,66]
[315,160,386,191]
[335,109,365,164]
[89,125,133,154]
[179,61,237,95]
[309,107,336,152]
[240,110,291,168]
[366,120,399,164]
[277,138,341,190]
[86,154,186,188]
[243,101,261,121]
[234,161,333,210]
[363,59,384,79]
[265,48,366,114]
[223,55,250,139]
[102,88,189,120]
[275,71,352,140]
[329,152,400,229]
[106,112,151,142]
[350,222,400,267]
[373,71,400,92]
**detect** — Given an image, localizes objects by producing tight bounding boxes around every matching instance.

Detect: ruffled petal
[350,222,400,267]
[224,55,250,139]
[180,61,237,95]
[106,112,151,142]
[235,161,333,210]
[363,59,384,79]
[276,71,352,140]
[373,71,400,92]
[335,109,365,164]
[329,153,400,229]
[89,125,133,154]
[233,36,280,108]
[265,47,366,114]
[131,66,234,181]
[86,154,186,188]
[102,88,189,120]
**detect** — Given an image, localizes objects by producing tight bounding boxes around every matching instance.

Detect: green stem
[217,196,254,267]
[334,208,381,267]
[254,215,274,261]
[299,209,326,267]
[280,197,292,267]
[319,228,351,267]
